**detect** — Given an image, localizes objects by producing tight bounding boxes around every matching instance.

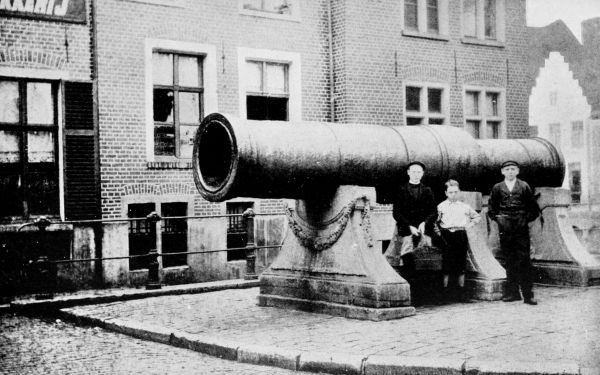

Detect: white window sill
[240,9,300,22]
[461,38,505,48]
[147,160,192,169]
[402,30,450,42]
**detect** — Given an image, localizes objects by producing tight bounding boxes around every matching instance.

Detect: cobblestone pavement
[63,286,600,369]
[0,313,327,375]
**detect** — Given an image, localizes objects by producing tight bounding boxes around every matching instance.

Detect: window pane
[465,91,479,115]
[152,52,173,86]
[264,0,291,14]
[429,118,444,125]
[154,124,175,156]
[407,117,422,126]
[246,61,263,93]
[0,172,22,216]
[487,121,500,139]
[27,169,59,215]
[549,123,561,147]
[485,93,498,116]
[161,202,188,268]
[406,86,421,112]
[484,0,496,39]
[179,125,197,159]
[427,0,439,33]
[428,88,442,113]
[153,89,174,123]
[463,0,477,37]
[569,163,581,203]
[246,96,288,121]
[179,92,200,124]
[405,0,418,31]
[0,131,20,163]
[178,56,200,87]
[27,131,55,163]
[27,82,54,125]
[572,121,584,147]
[0,81,19,123]
[128,203,156,270]
[265,63,287,94]
[466,120,480,138]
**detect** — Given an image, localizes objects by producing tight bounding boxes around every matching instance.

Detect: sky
[527,0,600,42]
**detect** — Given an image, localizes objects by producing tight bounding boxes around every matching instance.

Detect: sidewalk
[8,282,600,375]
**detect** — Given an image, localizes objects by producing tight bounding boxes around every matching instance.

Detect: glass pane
[466,91,479,115]
[487,121,500,139]
[405,0,418,31]
[179,92,201,124]
[154,124,175,156]
[0,81,19,123]
[179,125,197,159]
[0,131,20,163]
[152,52,173,86]
[0,172,22,216]
[178,56,200,87]
[266,63,287,94]
[27,82,54,125]
[428,88,442,113]
[265,0,291,14]
[153,89,174,123]
[27,169,59,215]
[406,86,421,112]
[407,117,422,126]
[246,61,263,92]
[466,120,480,138]
[463,0,477,37]
[429,117,444,125]
[243,0,263,11]
[27,131,55,163]
[572,121,583,147]
[485,92,498,116]
[484,0,496,39]
[427,0,439,32]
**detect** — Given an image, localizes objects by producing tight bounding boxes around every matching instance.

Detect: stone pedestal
[258,186,415,321]
[529,188,600,286]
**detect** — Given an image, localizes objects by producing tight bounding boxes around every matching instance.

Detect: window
[405,84,447,125]
[572,121,584,148]
[243,0,290,14]
[128,203,156,270]
[161,202,188,268]
[569,162,581,203]
[549,123,561,149]
[462,0,504,42]
[403,0,448,37]
[0,79,59,218]
[226,202,253,261]
[246,60,289,121]
[464,88,504,139]
[153,52,203,158]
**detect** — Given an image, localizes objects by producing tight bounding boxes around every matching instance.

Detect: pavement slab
[56,285,600,374]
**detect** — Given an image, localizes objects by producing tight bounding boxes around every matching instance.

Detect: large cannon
[193,113,569,320]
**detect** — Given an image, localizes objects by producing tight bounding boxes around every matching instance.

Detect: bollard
[243,208,258,280]
[145,212,162,290]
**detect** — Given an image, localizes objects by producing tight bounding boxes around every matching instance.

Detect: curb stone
[170,331,240,361]
[298,351,365,375]
[463,359,580,375]
[364,354,464,375]
[237,343,300,370]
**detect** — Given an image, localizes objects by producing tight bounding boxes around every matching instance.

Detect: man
[392,161,437,285]
[488,161,540,305]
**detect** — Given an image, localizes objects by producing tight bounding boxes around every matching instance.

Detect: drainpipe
[327,0,335,122]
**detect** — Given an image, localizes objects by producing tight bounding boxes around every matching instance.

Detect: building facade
[1,0,531,292]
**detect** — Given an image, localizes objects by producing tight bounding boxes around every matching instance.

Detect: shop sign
[0,0,86,24]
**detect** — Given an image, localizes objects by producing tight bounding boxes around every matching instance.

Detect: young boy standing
[436,179,481,302]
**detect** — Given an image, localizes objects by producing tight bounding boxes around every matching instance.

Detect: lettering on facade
[0,0,86,23]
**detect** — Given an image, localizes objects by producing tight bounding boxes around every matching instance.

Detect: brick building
[1,0,531,291]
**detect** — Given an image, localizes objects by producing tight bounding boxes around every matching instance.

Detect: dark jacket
[488,179,539,223]
[392,182,437,237]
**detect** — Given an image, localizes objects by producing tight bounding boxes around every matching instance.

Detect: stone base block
[258,294,416,321]
[534,262,600,286]
[465,278,505,301]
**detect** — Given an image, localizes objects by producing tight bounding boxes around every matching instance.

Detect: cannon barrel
[192,113,564,202]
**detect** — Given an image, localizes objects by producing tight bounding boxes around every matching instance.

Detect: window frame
[145,39,218,164]
[571,121,584,148]
[239,0,301,22]
[401,0,449,41]
[548,123,561,149]
[460,0,505,46]
[404,82,449,126]
[463,86,505,139]
[0,77,60,219]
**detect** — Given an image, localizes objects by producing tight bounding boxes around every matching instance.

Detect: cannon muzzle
[192,113,564,202]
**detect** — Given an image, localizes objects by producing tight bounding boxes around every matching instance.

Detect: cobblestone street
[0,313,325,375]
[62,285,600,370]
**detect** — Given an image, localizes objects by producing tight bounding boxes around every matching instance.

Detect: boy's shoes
[502,294,522,302]
[524,297,538,305]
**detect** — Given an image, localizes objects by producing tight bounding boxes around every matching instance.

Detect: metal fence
[1,209,283,300]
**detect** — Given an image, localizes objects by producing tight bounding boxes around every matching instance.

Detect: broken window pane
[0,81,19,123]
[153,89,174,123]
[154,124,175,156]
[179,125,197,159]
[27,82,54,125]
[178,56,200,87]
[0,131,20,163]
[152,52,173,86]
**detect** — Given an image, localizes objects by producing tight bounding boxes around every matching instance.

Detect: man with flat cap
[488,160,540,305]
[392,161,437,289]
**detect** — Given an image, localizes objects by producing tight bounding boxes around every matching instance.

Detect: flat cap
[501,160,520,169]
[407,161,426,170]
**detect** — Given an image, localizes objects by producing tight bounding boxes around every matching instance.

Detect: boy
[436,179,480,302]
